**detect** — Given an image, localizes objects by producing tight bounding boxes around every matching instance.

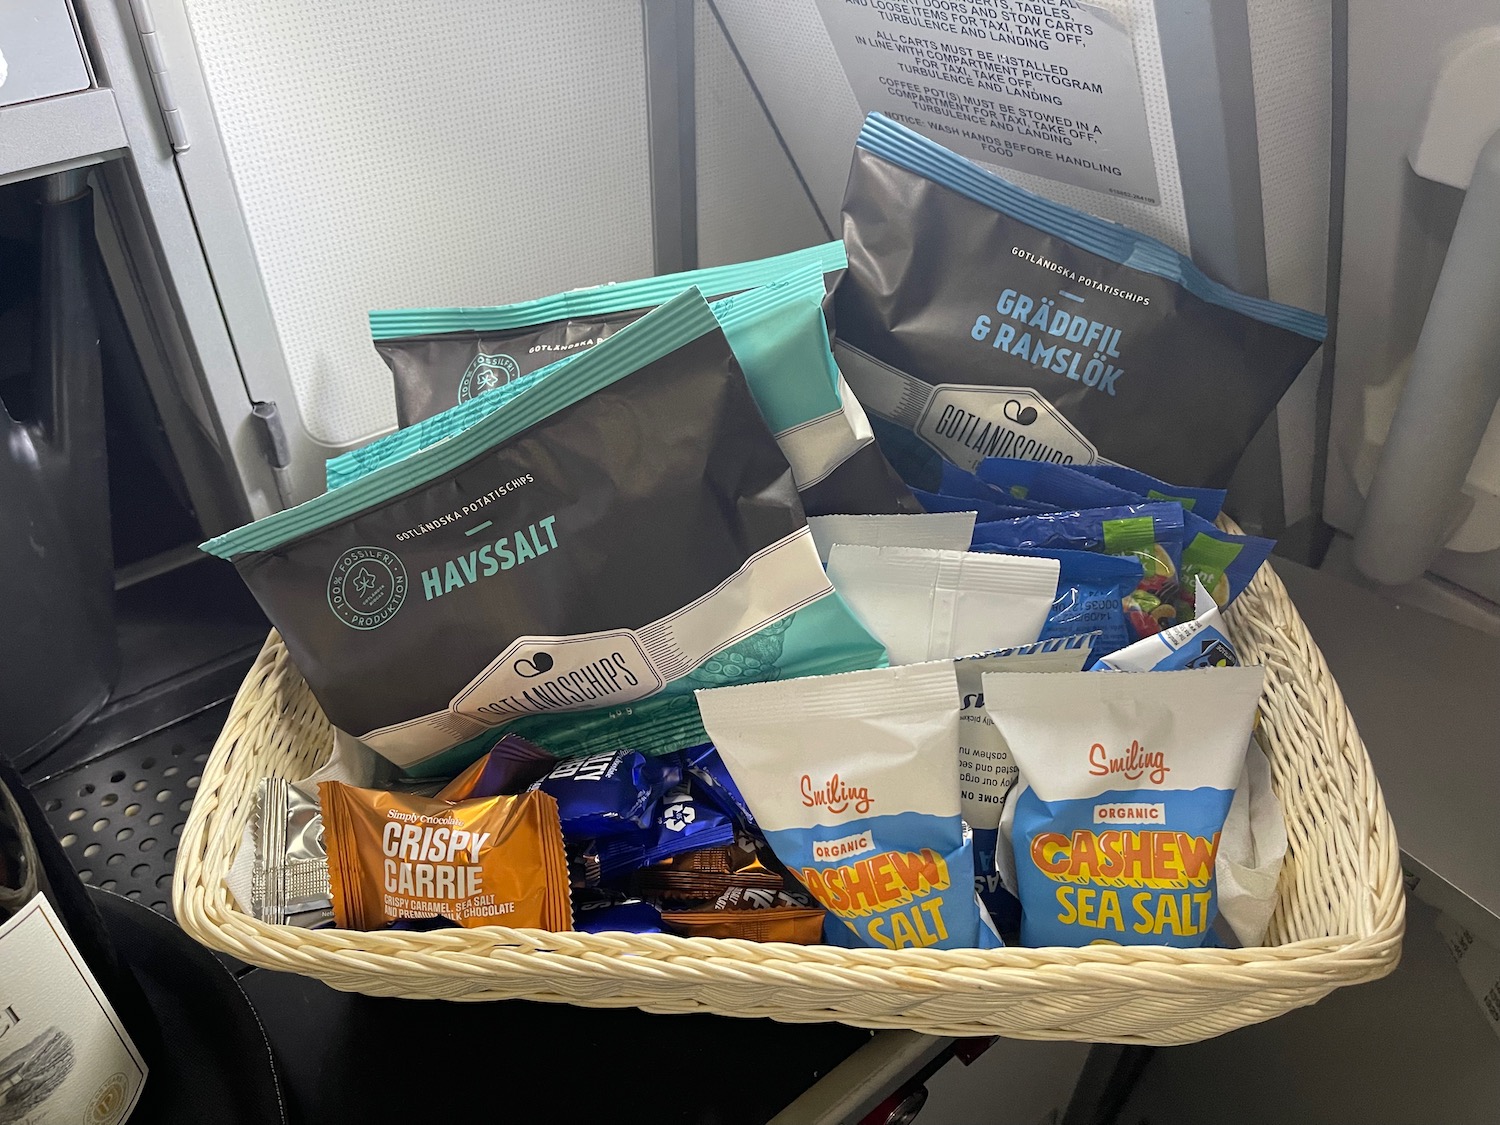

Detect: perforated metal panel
[708,0,1190,251]
[34,707,224,917]
[178,0,655,449]
[693,0,830,268]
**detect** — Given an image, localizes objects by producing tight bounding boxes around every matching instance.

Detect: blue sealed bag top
[1070,465,1226,522]
[938,463,1055,514]
[977,457,1272,615]
[835,113,1326,489]
[695,662,1002,950]
[984,667,1263,948]
[977,547,1140,659]
[912,488,1022,523]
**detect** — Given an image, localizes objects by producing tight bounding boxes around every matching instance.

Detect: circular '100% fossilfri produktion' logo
[327,546,408,629]
[457,351,521,404]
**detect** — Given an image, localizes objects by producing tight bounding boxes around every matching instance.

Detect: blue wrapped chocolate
[595,779,738,878]
[573,894,665,934]
[535,750,681,839]
[679,743,757,829]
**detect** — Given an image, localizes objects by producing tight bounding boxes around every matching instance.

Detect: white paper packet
[958,635,1098,926]
[806,511,976,564]
[957,636,1098,847]
[827,545,1059,664]
[1214,733,1287,946]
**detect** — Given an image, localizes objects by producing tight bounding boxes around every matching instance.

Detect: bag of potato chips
[204,290,885,774]
[836,113,1326,489]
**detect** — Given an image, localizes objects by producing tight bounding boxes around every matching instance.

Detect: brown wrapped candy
[661,907,825,944]
[633,856,784,902]
[320,782,571,931]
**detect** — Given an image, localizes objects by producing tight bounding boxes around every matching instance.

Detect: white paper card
[814,0,1160,203]
[0,896,147,1124]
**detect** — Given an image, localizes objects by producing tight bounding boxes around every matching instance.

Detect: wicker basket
[174,552,1404,1045]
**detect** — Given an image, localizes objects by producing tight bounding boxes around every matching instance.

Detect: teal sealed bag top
[353,261,917,516]
[372,241,849,426]
[203,288,887,774]
[986,667,1263,947]
[836,113,1327,490]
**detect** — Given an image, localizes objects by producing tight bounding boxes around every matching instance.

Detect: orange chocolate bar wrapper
[320,782,571,931]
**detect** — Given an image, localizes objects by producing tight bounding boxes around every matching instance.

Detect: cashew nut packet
[697,662,1003,950]
[836,113,1326,488]
[368,244,917,517]
[320,782,572,931]
[987,667,1262,948]
[203,289,886,774]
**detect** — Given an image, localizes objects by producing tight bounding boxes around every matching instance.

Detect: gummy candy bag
[971,504,1185,638]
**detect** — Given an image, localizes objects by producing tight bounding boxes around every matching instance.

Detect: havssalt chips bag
[364,258,916,516]
[836,113,1327,488]
[202,289,886,774]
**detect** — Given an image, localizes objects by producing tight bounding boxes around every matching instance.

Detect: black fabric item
[90,888,287,1124]
[0,187,118,765]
